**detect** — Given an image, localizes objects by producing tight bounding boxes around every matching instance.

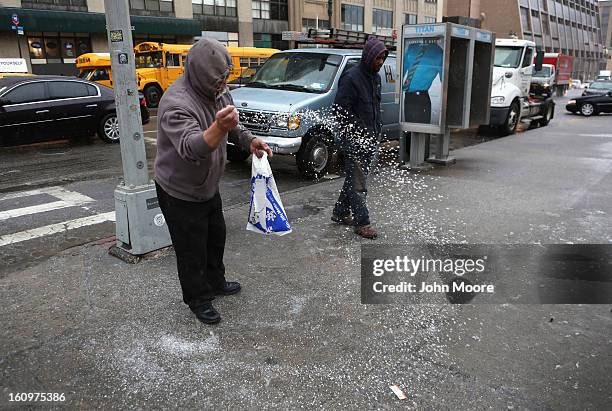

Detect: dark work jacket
[334,62,383,152]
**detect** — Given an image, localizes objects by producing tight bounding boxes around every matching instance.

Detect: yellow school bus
[227,47,278,82]
[134,42,192,107]
[134,42,278,107]
[75,43,279,108]
[76,53,113,88]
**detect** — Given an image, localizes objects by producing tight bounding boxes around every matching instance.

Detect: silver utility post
[104,0,171,258]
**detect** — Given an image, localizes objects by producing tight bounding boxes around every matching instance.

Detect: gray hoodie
[154,38,254,202]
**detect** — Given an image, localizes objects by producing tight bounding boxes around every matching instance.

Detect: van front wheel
[297,133,332,179]
[144,85,163,108]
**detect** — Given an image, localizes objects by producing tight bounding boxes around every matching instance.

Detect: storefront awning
[0,8,201,36]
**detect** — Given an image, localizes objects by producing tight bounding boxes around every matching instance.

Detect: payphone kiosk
[398,23,494,168]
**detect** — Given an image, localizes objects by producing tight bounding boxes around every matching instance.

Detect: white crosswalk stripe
[0,211,115,247]
[0,186,111,247]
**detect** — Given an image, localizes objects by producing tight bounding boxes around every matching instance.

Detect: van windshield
[246,53,342,93]
[494,46,523,68]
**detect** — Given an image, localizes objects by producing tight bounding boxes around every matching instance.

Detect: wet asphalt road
[0,89,591,276]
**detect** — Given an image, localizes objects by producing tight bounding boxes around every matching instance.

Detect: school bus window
[165,52,181,67]
[78,69,93,79]
[239,57,249,67]
[135,51,163,69]
[91,68,110,81]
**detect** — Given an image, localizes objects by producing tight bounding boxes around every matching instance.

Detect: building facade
[293,0,442,35]
[0,0,443,76]
[599,0,612,71]
[445,0,606,81]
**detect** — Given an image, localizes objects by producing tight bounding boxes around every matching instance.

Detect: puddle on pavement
[284,203,324,220]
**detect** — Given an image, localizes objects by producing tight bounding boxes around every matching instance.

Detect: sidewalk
[2,115,612,409]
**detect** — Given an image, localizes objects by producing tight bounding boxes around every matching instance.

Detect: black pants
[155,182,226,310]
[404,92,431,123]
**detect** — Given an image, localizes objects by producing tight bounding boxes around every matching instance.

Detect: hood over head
[361,36,388,73]
[184,38,232,100]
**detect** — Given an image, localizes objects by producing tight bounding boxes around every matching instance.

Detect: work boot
[193,303,221,325]
[355,225,377,239]
[215,281,241,296]
[331,213,354,226]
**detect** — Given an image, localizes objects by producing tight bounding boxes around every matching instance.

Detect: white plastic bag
[246,153,292,236]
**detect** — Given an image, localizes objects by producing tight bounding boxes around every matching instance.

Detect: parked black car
[0,76,149,146]
[581,80,612,96]
[566,91,612,116]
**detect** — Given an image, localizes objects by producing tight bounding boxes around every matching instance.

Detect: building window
[405,14,417,25]
[341,4,364,32]
[23,0,87,7]
[130,0,173,12]
[520,7,532,32]
[423,16,436,23]
[302,18,330,31]
[531,10,542,35]
[372,9,393,34]
[252,1,269,19]
[193,0,236,16]
[253,0,287,20]
[253,33,288,49]
[28,32,91,64]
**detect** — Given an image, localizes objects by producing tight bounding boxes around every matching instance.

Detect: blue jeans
[333,150,375,227]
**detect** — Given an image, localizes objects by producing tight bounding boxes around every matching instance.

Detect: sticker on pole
[153,213,165,227]
[110,30,124,42]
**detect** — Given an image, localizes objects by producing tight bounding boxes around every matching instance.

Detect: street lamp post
[328,0,333,29]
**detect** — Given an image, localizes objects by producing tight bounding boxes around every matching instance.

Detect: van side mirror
[535,48,544,72]
[0,98,9,107]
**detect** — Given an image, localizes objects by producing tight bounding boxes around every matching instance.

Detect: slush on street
[1,0,612,409]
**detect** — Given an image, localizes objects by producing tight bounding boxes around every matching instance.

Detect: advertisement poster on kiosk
[400,24,447,132]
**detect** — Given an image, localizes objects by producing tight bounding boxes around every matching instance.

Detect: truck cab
[532,63,555,94]
[229,48,399,178]
[488,38,554,135]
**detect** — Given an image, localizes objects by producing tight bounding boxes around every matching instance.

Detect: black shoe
[215,281,241,296]
[193,303,221,324]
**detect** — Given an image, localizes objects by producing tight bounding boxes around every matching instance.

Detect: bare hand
[215,105,239,132]
[250,138,273,158]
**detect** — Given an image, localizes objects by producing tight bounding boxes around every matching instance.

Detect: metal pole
[104,0,171,258]
[328,0,333,28]
[104,0,148,186]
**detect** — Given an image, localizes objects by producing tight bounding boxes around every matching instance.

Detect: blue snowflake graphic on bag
[246,154,292,236]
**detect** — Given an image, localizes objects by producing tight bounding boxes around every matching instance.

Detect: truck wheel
[501,101,520,136]
[539,104,554,126]
[296,132,332,179]
[579,103,597,117]
[144,85,163,108]
[98,113,120,143]
[227,144,250,162]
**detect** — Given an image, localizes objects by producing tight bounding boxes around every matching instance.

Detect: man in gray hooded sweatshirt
[154,38,271,325]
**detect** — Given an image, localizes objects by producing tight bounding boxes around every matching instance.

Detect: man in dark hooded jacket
[154,38,272,325]
[332,37,388,239]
